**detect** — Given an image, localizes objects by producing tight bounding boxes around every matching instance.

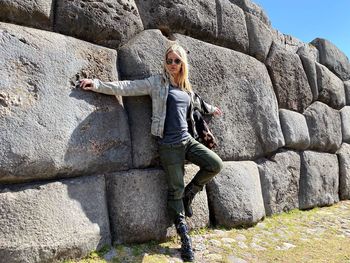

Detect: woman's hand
[213,107,223,117]
[79,79,94,90]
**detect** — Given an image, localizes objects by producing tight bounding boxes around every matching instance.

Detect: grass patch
[63,201,350,263]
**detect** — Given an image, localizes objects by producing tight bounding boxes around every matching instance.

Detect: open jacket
[92,74,216,138]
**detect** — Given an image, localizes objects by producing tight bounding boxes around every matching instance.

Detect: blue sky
[252,0,350,59]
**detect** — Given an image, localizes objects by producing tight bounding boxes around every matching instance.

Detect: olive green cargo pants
[159,137,223,220]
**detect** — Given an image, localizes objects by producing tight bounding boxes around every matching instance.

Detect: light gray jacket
[92,74,216,138]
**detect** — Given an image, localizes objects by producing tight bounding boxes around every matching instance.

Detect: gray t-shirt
[159,84,191,144]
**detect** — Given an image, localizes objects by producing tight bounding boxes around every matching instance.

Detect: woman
[80,43,223,262]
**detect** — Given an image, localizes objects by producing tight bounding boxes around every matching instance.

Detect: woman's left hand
[213,107,223,117]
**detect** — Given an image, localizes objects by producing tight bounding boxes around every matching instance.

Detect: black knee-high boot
[174,215,194,262]
[183,183,202,217]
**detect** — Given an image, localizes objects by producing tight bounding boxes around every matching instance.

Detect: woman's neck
[171,74,180,87]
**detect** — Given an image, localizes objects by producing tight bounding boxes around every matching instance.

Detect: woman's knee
[211,157,223,174]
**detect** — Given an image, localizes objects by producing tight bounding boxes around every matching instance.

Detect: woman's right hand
[79,79,94,90]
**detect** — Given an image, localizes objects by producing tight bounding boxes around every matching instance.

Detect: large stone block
[124,96,159,168]
[297,46,319,101]
[303,102,342,153]
[0,0,53,30]
[0,175,110,263]
[135,0,249,53]
[337,143,350,200]
[340,106,350,143]
[316,62,345,109]
[106,167,209,244]
[55,0,143,49]
[344,80,350,105]
[0,23,132,183]
[283,34,307,53]
[279,109,310,150]
[118,30,284,164]
[175,33,284,161]
[206,161,265,228]
[245,12,273,62]
[299,151,339,209]
[257,150,301,216]
[266,42,313,112]
[229,0,270,26]
[311,38,350,81]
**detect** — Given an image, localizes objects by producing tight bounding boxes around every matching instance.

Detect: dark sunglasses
[166,58,182,65]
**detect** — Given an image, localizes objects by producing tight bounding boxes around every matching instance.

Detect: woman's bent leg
[185,137,223,187]
[183,137,223,217]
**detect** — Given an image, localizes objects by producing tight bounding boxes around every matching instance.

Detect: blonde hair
[163,43,193,93]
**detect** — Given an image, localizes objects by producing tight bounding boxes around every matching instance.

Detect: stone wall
[0,0,350,262]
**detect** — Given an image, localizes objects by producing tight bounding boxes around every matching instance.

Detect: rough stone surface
[279,109,310,150]
[207,161,265,228]
[266,42,313,112]
[340,106,350,143]
[316,62,345,109]
[0,0,53,30]
[229,0,270,26]
[245,12,273,62]
[344,80,350,105]
[106,167,209,244]
[297,45,319,101]
[118,30,284,164]
[124,96,159,168]
[0,175,111,263]
[311,38,350,81]
[303,102,342,153]
[55,0,144,49]
[297,44,319,63]
[176,33,284,161]
[337,143,350,200]
[135,0,249,53]
[284,34,306,53]
[0,22,131,183]
[299,151,339,209]
[257,150,301,216]
[184,164,211,230]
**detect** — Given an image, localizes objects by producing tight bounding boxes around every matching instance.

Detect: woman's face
[166,51,182,77]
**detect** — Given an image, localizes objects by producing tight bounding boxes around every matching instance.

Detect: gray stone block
[311,38,350,81]
[279,109,310,150]
[55,0,144,49]
[266,42,313,112]
[316,62,345,109]
[0,175,111,263]
[299,151,339,209]
[340,106,350,143]
[297,46,319,101]
[245,12,273,62]
[0,22,132,183]
[0,0,53,30]
[135,0,249,53]
[303,102,342,153]
[106,167,209,244]
[207,161,265,228]
[344,80,350,105]
[230,0,271,26]
[257,150,301,216]
[337,143,350,200]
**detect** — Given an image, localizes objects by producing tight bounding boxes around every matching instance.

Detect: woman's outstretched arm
[79,77,153,97]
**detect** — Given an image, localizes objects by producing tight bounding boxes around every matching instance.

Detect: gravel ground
[65,200,350,263]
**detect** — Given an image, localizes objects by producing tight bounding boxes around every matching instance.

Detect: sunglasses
[166,58,182,65]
